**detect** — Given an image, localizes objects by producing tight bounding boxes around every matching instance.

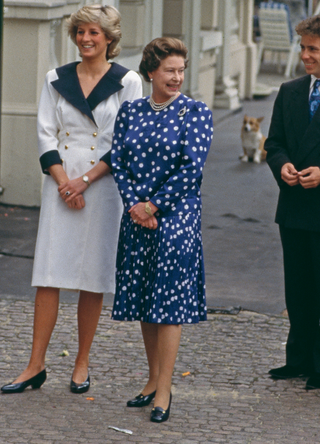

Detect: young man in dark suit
[266,15,320,390]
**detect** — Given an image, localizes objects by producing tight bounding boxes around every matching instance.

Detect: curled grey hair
[139,37,188,83]
[66,4,122,60]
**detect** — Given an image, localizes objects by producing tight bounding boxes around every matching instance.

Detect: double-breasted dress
[111,94,213,324]
[32,62,142,293]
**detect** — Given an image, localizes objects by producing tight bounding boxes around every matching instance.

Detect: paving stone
[1,301,320,443]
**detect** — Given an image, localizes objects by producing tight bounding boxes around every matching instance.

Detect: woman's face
[76,22,111,61]
[148,55,185,102]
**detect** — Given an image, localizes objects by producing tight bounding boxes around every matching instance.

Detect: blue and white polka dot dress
[111,94,213,324]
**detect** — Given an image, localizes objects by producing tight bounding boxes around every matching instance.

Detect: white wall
[0,0,255,206]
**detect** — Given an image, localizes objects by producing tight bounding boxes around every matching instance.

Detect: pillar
[214,0,241,110]
[0,0,79,206]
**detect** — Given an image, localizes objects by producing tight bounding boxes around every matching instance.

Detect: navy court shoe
[127,390,156,407]
[150,393,172,423]
[70,374,90,394]
[1,369,46,394]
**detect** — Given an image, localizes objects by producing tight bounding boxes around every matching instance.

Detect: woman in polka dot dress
[111,37,213,422]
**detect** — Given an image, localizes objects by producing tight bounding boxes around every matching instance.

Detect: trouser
[280,225,320,373]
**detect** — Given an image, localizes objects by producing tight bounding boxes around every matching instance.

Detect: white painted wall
[0,0,256,206]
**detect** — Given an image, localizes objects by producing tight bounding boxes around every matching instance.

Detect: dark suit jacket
[266,74,320,232]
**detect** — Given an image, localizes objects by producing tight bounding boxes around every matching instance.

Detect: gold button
[90,160,95,165]
[91,146,95,150]
[61,159,64,163]
[93,132,97,137]
[65,145,68,150]
[66,132,70,136]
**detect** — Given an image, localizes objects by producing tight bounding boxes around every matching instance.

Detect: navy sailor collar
[51,61,129,124]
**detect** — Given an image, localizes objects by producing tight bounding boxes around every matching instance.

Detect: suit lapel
[289,75,310,150]
[298,102,320,165]
[51,62,129,125]
[290,75,320,166]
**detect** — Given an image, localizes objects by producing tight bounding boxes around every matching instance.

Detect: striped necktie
[309,79,320,121]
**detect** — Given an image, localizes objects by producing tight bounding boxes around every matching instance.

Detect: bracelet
[145,201,153,217]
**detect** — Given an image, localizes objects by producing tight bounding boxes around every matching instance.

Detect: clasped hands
[129,202,158,230]
[281,163,320,189]
[58,177,88,210]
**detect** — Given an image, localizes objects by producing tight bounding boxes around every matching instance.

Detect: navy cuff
[40,150,62,175]
[100,151,112,169]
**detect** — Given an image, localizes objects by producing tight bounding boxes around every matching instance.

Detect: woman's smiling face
[148,55,185,103]
[76,22,111,61]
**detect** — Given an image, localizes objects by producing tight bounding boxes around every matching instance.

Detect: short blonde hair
[66,4,121,60]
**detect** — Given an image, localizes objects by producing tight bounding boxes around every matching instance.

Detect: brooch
[178,106,187,117]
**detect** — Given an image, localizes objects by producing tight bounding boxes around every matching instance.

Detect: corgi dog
[240,115,267,164]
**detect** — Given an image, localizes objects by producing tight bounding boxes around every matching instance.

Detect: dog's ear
[257,117,264,123]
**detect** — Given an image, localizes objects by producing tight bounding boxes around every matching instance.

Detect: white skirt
[32,173,122,294]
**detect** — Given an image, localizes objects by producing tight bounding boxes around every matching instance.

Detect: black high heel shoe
[70,375,90,394]
[1,369,46,394]
[127,390,156,407]
[150,393,172,423]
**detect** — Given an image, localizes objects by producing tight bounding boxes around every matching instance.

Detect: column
[241,0,257,99]
[0,0,79,206]
[199,0,222,108]
[214,0,241,110]
[144,0,163,42]
[163,0,202,99]
[118,0,145,71]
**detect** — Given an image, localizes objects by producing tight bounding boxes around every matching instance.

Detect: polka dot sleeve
[149,103,213,213]
[111,101,140,209]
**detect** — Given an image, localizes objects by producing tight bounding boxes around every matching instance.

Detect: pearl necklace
[149,93,178,111]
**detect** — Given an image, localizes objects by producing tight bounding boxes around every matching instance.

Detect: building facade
[0,0,256,206]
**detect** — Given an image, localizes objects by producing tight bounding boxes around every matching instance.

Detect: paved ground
[3,63,320,443]
[202,90,284,315]
[2,299,320,444]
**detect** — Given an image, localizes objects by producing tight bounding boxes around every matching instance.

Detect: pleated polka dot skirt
[112,211,207,324]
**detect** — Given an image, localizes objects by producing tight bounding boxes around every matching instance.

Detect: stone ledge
[4,0,79,20]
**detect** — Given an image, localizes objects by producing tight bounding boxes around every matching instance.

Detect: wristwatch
[82,175,91,187]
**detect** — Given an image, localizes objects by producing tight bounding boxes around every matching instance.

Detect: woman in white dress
[1,4,142,394]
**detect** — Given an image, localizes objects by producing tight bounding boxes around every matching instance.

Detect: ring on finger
[65,191,71,196]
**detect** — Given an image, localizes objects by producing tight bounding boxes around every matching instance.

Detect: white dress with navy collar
[31,62,142,293]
